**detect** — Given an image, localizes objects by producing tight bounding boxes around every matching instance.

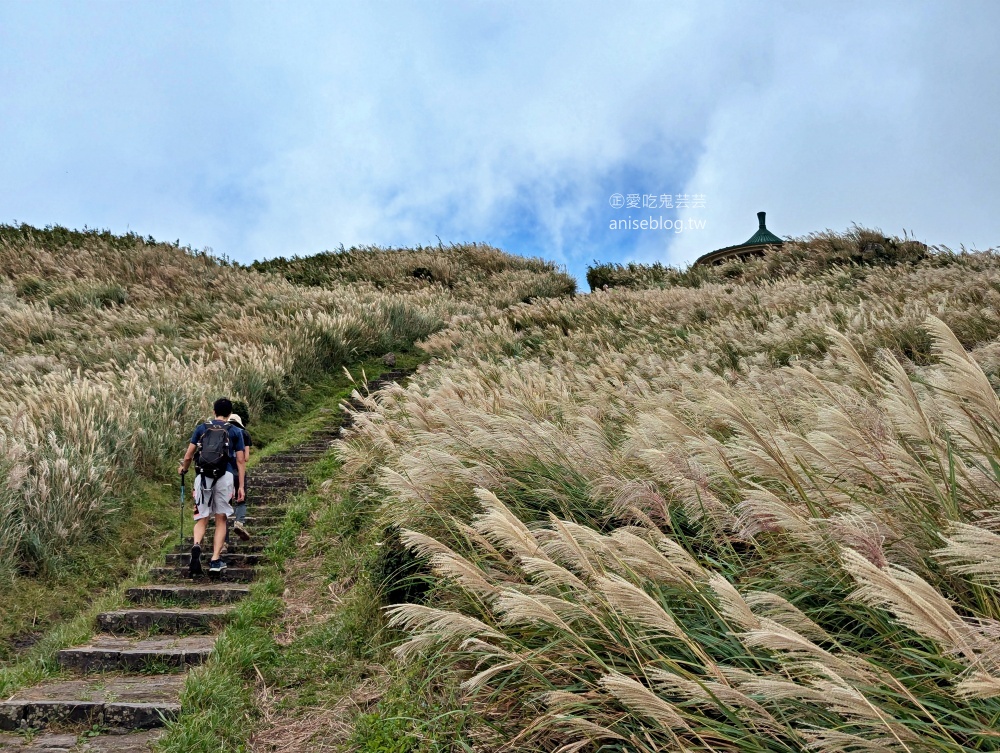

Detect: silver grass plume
[471,488,544,559]
[933,522,1000,587]
[599,672,690,733]
[841,548,978,661]
[399,529,499,597]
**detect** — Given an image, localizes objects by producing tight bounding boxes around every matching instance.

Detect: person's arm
[178,443,196,475]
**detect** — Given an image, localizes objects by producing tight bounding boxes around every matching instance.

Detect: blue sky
[1,1,998,287]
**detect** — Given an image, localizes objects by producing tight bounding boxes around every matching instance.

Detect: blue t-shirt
[190,420,245,475]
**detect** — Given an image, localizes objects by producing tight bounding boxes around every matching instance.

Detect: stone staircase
[0,370,409,752]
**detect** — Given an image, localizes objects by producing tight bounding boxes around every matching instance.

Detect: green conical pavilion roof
[743,211,783,246]
[694,211,784,266]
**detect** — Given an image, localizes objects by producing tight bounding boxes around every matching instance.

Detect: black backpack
[195,422,231,480]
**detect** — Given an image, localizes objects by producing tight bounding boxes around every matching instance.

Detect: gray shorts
[193,473,235,520]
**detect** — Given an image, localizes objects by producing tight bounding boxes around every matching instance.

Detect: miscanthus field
[5,223,1000,752]
[339,230,1000,752]
[0,224,570,582]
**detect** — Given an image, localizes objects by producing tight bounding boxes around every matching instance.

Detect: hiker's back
[195,421,232,479]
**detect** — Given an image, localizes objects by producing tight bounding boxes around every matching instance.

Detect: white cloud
[665,1,1000,266]
[1,1,997,284]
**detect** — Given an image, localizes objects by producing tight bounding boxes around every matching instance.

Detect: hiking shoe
[189,544,202,577]
[233,521,251,541]
[208,559,226,574]
[220,541,228,556]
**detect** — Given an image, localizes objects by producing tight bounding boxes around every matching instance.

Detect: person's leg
[190,476,209,577]
[193,517,208,546]
[211,513,227,560]
[226,473,242,544]
[233,472,250,539]
[209,472,235,573]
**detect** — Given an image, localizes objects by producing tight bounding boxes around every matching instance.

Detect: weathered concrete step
[0,730,165,750]
[239,505,291,515]
[196,522,281,536]
[259,448,330,458]
[180,526,278,559]
[249,480,307,490]
[58,636,215,673]
[250,473,307,481]
[258,460,324,468]
[256,456,325,465]
[97,606,234,633]
[0,675,184,732]
[151,567,258,583]
[127,583,250,605]
[0,729,164,751]
[166,552,264,567]
[260,455,327,463]
[196,514,283,527]
[243,515,284,525]
[256,454,325,462]
[173,542,266,555]
[264,446,330,455]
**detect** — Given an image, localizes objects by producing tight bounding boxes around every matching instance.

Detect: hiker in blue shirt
[178,397,246,576]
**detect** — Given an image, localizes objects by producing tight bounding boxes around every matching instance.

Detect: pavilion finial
[693,210,783,266]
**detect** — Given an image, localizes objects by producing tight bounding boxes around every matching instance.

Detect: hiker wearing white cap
[228,413,253,541]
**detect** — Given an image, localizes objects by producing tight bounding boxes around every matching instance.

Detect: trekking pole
[179,470,187,549]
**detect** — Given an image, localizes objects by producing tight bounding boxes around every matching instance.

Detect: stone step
[244,514,284,524]
[249,479,307,490]
[194,514,282,526]
[260,457,327,464]
[58,636,216,673]
[0,730,165,751]
[172,542,266,555]
[242,496,293,505]
[97,606,234,633]
[251,483,311,491]
[256,455,325,464]
[252,467,313,475]
[0,675,184,733]
[127,583,250,605]
[195,508,286,520]
[166,552,264,567]
[150,567,258,583]
[174,540,276,555]
[258,450,314,456]
[192,524,280,538]
[251,474,307,481]
[264,447,330,455]
[261,445,332,454]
